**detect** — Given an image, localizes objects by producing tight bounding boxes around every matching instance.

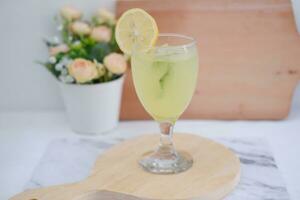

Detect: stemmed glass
[131,33,199,174]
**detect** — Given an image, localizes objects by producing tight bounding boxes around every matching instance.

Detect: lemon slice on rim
[115,8,158,55]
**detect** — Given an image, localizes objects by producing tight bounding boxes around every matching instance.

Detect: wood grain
[10,134,241,200]
[118,0,300,120]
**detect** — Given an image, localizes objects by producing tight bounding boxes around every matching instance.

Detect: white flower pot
[58,76,124,134]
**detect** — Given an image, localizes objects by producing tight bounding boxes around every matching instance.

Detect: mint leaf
[152,60,172,94]
[159,67,170,89]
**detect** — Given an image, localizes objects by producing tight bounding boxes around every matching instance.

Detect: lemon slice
[115,8,158,55]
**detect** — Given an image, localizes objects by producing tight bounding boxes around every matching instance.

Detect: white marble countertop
[0,111,300,200]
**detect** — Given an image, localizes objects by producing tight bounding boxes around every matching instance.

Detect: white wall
[0,0,115,111]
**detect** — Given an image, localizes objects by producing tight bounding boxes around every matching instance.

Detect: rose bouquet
[40,6,127,134]
[42,5,127,84]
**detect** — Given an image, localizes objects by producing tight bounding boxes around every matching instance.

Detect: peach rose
[68,58,99,83]
[70,21,91,36]
[49,44,69,56]
[95,9,115,24]
[90,26,112,42]
[103,53,127,74]
[60,6,82,21]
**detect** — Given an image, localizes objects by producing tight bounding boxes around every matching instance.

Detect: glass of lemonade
[131,33,199,174]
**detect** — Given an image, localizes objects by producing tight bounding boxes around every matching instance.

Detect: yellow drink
[115,8,198,174]
[132,46,198,123]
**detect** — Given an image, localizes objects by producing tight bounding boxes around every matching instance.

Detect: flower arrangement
[41,6,127,84]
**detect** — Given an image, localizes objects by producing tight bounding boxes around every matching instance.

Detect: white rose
[49,44,69,56]
[59,75,74,84]
[90,26,112,42]
[96,62,106,77]
[60,6,82,21]
[104,53,127,74]
[70,21,91,36]
[48,56,57,64]
[68,58,99,83]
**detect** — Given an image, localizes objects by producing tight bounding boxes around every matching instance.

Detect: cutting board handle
[9,184,145,200]
[9,184,75,200]
[71,190,146,200]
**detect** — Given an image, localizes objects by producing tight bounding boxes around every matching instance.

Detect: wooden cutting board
[10,134,240,200]
[118,0,300,120]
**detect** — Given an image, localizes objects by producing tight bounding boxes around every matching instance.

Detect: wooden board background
[118,0,300,120]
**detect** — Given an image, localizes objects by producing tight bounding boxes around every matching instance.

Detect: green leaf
[61,20,73,44]
[81,36,96,47]
[55,52,67,61]
[109,26,121,52]
[88,42,111,62]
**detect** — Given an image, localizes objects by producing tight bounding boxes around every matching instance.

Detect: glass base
[139,147,193,174]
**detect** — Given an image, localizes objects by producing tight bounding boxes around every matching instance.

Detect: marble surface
[1,112,300,200]
[25,135,290,199]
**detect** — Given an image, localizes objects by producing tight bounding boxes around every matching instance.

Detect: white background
[0,0,116,112]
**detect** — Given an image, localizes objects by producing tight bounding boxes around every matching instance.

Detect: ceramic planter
[59,76,124,134]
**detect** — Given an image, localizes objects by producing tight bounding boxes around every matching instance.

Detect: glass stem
[157,121,177,157]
